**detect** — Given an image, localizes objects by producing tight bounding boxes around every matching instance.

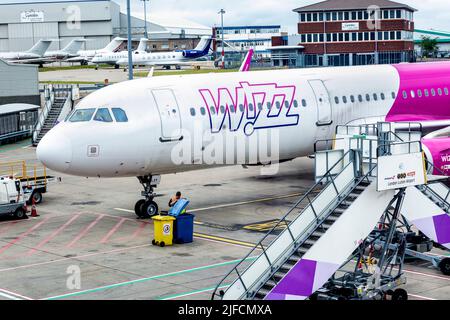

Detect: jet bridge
[212,122,450,300]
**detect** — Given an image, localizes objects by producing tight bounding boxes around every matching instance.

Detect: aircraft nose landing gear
[135,175,161,219]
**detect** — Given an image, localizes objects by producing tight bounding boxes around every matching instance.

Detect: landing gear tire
[439,258,450,276]
[140,201,159,218]
[134,199,146,218]
[392,289,408,301]
[114,64,119,69]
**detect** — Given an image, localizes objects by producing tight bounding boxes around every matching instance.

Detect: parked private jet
[115,36,212,69]
[91,38,150,68]
[44,39,87,62]
[37,62,450,219]
[0,40,52,64]
[65,37,126,65]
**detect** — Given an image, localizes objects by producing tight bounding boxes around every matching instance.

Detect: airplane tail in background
[137,38,150,52]
[239,49,254,72]
[62,39,86,55]
[194,36,212,54]
[104,37,126,52]
[27,40,52,56]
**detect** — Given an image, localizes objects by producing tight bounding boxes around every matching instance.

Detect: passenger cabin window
[94,108,113,122]
[200,107,206,115]
[402,91,407,99]
[342,96,347,104]
[380,93,385,100]
[190,108,196,116]
[438,88,443,96]
[69,109,96,122]
[335,97,340,104]
[112,108,128,122]
[302,99,307,107]
[358,95,363,102]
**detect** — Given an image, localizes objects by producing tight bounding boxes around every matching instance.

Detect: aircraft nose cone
[36,130,72,173]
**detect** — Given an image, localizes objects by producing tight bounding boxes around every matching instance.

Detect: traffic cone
[31,198,39,218]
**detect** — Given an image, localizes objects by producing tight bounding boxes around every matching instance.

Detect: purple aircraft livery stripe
[265,259,340,300]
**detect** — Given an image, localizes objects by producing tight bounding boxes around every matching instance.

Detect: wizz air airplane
[36,62,450,218]
[116,36,212,69]
[0,40,52,63]
[65,37,126,65]
[91,38,150,68]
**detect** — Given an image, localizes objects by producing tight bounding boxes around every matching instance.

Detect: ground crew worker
[168,191,182,208]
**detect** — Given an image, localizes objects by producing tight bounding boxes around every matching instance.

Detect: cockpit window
[69,109,96,122]
[94,108,113,122]
[112,108,128,122]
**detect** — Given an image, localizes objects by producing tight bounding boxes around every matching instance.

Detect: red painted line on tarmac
[26,214,82,256]
[66,214,105,248]
[116,221,148,242]
[0,244,151,273]
[130,222,148,239]
[100,218,127,244]
[0,217,50,255]
[0,221,18,236]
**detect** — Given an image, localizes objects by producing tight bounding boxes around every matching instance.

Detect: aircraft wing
[7,57,54,65]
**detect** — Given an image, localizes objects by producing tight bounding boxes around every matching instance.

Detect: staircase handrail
[32,86,54,144]
[211,148,364,300]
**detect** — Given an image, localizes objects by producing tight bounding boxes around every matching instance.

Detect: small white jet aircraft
[0,40,52,64]
[116,36,212,70]
[44,39,87,61]
[65,37,126,65]
[91,38,150,68]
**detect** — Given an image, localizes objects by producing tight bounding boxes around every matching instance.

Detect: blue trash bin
[173,214,195,244]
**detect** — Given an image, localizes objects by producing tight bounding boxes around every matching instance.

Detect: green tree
[419,36,439,58]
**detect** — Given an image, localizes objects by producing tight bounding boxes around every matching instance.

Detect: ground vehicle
[0,177,27,219]
[0,161,53,205]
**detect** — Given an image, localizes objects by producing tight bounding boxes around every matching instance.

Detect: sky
[120,0,450,34]
[0,0,449,33]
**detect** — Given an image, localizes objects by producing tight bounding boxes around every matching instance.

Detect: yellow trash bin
[152,215,176,247]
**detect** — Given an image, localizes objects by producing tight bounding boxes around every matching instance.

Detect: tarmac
[0,141,448,300]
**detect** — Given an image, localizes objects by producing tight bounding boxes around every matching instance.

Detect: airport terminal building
[271,0,417,68]
[0,0,212,52]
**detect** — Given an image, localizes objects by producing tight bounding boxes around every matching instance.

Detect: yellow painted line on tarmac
[193,232,256,248]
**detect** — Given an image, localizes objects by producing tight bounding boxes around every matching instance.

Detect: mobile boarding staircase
[212,122,450,301]
[32,85,74,146]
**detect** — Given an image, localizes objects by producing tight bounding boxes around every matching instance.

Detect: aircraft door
[308,80,333,142]
[151,89,182,142]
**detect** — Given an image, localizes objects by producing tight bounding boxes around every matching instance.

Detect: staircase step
[273,271,287,280]
[326,215,340,222]
[262,280,277,290]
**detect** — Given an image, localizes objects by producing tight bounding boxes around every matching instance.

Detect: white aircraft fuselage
[37,64,406,178]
